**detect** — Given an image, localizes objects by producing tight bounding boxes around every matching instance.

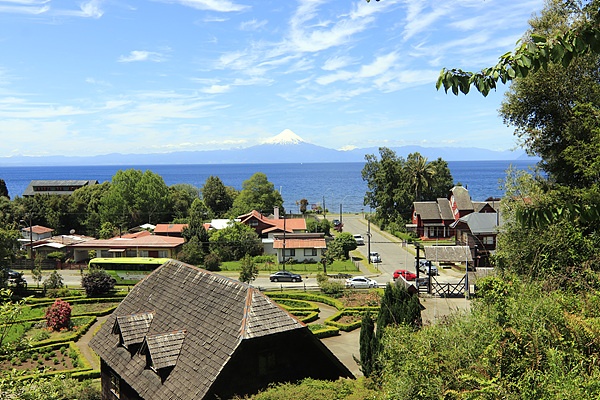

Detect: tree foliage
[437,0,600,96]
[328,232,358,260]
[362,148,453,228]
[230,172,283,217]
[100,169,170,228]
[209,222,263,261]
[238,254,259,283]
[81,269,116,296]
[202,176,235,218]
[0,179,9,199]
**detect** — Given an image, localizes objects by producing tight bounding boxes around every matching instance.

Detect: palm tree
[406,153,435,201]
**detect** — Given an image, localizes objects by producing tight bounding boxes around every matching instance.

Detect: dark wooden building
[89,260,353,400]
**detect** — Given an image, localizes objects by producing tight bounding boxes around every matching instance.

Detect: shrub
[45,299,72,331]
[81,269,115,296]
[319,281,346,297]
[43,271,64,290]
[203,253,221,272]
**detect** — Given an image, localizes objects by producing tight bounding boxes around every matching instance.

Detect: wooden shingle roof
[142,330,186,370]
[89,260,306,399]
[113,312,154,348]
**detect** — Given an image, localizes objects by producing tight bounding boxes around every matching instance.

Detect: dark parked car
[269,271,302,282]
[7,269,27,287]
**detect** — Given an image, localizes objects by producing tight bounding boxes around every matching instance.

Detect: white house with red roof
[238,209,306,238]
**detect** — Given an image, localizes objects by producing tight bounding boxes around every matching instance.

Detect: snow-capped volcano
[262,129,306,145]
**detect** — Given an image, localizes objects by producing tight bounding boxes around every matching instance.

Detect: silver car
[345,276,378,289]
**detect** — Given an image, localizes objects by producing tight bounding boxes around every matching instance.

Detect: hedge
[274,299,320,312]
[308,324,340,339]
[324,310,377,332]
[266,291,345,310]
[289,310,319,324]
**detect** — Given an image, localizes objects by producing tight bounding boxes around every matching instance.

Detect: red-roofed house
[238,210,306,238]
[21,225,54,242]
[69,234,184,262]
[271,233,327,263]
[153,223,188,237]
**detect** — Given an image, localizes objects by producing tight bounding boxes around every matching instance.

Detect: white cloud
[158,0,249,12]
[201,84,230,94]
[0,0,49,14]
[118,50,166,63]
[240,18,267,31]
[322,55,354,71]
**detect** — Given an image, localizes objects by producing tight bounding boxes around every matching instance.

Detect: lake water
[0,160,538,213]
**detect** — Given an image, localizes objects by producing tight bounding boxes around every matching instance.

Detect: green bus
[88,257,171,271]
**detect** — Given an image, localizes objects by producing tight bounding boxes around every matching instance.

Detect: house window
[304,249,317,257]
[110,371,120,398]
[483,236,494,245]
[284,249,295,257]
[248,220,258,227]
[125,250,137,257]
[139,250,149,257]
[258,352,277,375]
[157,250,168,258]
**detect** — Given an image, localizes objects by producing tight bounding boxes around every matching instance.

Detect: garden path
[76,315,109,370]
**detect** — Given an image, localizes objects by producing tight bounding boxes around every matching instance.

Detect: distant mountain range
[0,129,534,166]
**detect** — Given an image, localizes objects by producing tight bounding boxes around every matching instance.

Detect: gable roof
[238,210,306,232]
[154,224,188,234]
[450,186,474,212]
[23,179,98,196]
[451,213,498,235]
[113,312,154,348]
[89,260,310,399]
[141,330,187,370]
[22,225,54,235]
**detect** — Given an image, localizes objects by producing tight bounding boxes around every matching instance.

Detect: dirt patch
[337,314,362,324]
[0,345,81,375]
[340,291,381,308]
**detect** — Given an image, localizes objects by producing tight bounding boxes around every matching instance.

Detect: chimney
[274,207,280,219]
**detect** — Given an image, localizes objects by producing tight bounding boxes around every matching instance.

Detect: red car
[393,269,416,281]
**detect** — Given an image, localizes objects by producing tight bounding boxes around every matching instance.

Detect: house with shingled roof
[89,260,353,400]
[238,209,306,238]
[408,186,497,240]
[22,179,98,197]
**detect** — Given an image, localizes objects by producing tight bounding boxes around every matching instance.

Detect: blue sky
[0,0,544,158]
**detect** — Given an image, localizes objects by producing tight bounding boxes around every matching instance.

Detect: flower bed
[0,341,91,377]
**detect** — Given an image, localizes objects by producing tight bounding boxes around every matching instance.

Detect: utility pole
[367,216,371,264]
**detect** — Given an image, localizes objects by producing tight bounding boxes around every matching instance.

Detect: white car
[345,276,378,289]
[417,260,439,276]
[369,251,381,263]
[353,234,365,245]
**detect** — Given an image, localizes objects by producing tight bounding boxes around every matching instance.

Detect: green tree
[99,169,170,228]
[239,254,259,283]
[377,283,422,334]
[362,147,410,226]
[202,176,235,217]
[306,218,331,236]
[359,310,377,377]
[436,0,600,96]
[329,232,358,260]
[405,152,436,201]
[69,181,110,236]
[178,198,210,265]
[81,269,115,296]
[297,198,309,214]
[0,179,8,199]
[230,172,283,217]
[421,157,454,200]
[0,228,20,288]
[209,222,262,261]
[169,183,200,220]
[43,270,64,290]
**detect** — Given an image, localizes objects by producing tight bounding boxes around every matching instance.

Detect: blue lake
[0,160,538,213]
